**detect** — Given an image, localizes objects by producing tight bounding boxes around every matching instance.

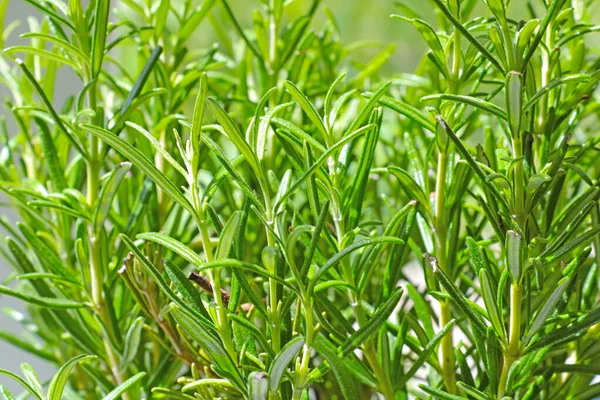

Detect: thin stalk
[86,81,132,400]
[499,283,522,397]
[193,188,236,359]
[435,151,457,394]
[331,196,395,399]
[513,137,526,228]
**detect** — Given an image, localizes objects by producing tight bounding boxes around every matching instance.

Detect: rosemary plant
[1,0,600,399]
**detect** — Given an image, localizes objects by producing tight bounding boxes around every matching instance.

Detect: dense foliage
[1,0,600,399]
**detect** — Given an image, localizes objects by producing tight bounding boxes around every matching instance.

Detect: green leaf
[272,117,326,153]
[521,0,565,70]
[179,0,217,44]
[526,249,590,343]
[163,259,210,319]
[21,0,75,30]
[430,0,504,73]
[437,116,510,212]
[170,305,245,391]
[200,134,264,211]
[0,368,42,400]
[48,355,97,400]
[275,123,375,209]
[81,124,196,217]
[120,317,144,370]
[419,384,469,399]
[456,381,492,400]
[312,335,359,400]
[421,93,508,120]
[91,0,111,78]
[215,211,241,260]
[120,234,217,335]
[345,82,391,136]
[20,363,45,400]
[126,122,187,177]
[268,336,304,393]
[0,329,58,362]
[388,166,430,212]
[257,103,294,161]
[479,269,505,340]
[229,314,274,358]
[309,237,404,293]
[206,98,261,176]
[137,232,203,266]
[191,72,208,176]
[373,94,435,132]
[0,285,86,309]
[344,108,380,228]
[101,372,146,400]
[17,60,88,158]
[35,118,67,191]
[426,255,487,334]
[155,0,170,38]
[397,319,456,388]
[405,283,434,339]
[116,46,163,125]
[0,385,16,400]
[93,162,131,230]
[340,287,403,356]
[284,80,328,138]
[523,74,590,111]
[525,307,600,353]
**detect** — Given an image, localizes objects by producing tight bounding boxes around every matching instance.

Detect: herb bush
[1,0,600,398]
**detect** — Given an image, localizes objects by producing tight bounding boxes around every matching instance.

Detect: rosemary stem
[499,282,522,397]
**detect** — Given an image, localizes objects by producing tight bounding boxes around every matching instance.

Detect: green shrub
[1,0,600,399]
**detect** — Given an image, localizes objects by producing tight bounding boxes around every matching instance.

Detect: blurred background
[0,0,591,394]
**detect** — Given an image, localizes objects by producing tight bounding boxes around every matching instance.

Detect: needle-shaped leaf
[421,93,508,120]
[430,0,504,74]
[191,72,207,175]
[0,368,42,400]
[405,283,434,339]
[526,249,590,343]
[524,307,600,354]
[284,80,328,138]
[523,74,590,111]
[207,98,261,176]
[426,255,487,335]
[268,337,304,393]
[120,317,144,370]
[81,124,196,218]
[101,372,146,400]
[120,234,217,335]
[170,305,245,391]
[312,335,360,400]
[215,211,241,260]
[275,123,375,208]
[17,60,88,158]
[0,285,86,309]
[91,0,110,78]
[200,134,264,211]
[126,122,187,177]
[115,46,163,128]
[372,94,435,132]
[48,355,96,400]
[93,162,131,231]
[163,259,210,319]
[309,237,404,293]
[340,287,403,356]
[20,364,45,400]
[398,319,457,388]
